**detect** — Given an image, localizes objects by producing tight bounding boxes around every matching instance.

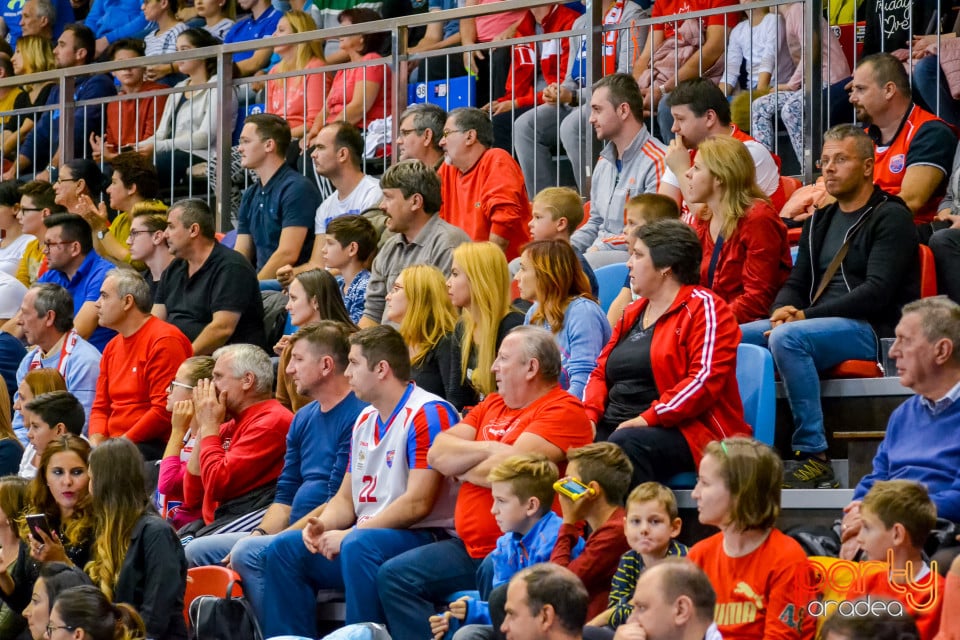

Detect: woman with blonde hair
[516,240,610,399]
[268,10,331,143]
[2,36,55,160]
[447,242,524,407]
[87,438,186,639]
[386,264,473,408]
[684,135,792,323]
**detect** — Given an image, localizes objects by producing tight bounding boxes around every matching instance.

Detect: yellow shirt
[15,239,44,287]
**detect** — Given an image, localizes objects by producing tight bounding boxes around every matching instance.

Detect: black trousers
[606,425,696,489]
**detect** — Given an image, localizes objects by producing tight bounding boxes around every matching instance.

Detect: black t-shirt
[155,242,266,349]
[599,315,659,440]
[817,204,863,305]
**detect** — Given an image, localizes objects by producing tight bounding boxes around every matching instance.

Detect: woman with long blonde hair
[87,438,186,640]
[447,242,523,406]
[387,264,473,409]
[684,135,792,323]
[2,36,55,160]
[268,10,331,142]
[516,240,610,399]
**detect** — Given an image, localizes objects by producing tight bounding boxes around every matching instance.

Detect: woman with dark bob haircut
[582,219,750,486]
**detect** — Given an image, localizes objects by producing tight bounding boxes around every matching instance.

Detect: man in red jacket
[90,268,192,460]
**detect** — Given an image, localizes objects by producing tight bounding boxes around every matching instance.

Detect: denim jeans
[260,527,438,637]
[378,538,492,640]
[914,56,960,128]
[185,531,275,618]
[740,317,878,453]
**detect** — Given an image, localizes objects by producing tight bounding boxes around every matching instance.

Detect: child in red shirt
[688,437,814,639]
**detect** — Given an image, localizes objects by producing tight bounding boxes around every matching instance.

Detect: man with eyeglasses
[34,212,116,351]
[740,124,919,489]
[88,269,192,460]
[438,106,531,261]
[396,103,446,171]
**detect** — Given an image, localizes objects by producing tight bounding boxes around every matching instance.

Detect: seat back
[779,176,803,209]
[736,343,776,446]
[920,244,937,298]
[184,566,244,627]
[594,262,629,314]
[667,344,776,489]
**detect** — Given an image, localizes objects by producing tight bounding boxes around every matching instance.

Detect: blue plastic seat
[594,263,629,314]
[666,343,776,489]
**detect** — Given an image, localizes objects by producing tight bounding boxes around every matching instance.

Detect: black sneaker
[783,456,840,489]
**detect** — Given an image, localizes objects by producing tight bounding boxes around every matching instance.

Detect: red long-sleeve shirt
[183,399,292,524]
[550,506,630,619]
[89,316,192,442]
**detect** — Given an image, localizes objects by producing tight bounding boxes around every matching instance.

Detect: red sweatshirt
[89,316,192,442]
[184,398,293,524]
[550,506,630,619]
[847,564,944,640]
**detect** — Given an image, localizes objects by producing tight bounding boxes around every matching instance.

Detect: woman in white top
[0,181,32,277]
[136,28,237,188]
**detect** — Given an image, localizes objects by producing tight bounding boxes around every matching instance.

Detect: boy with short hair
[606,194,681,325]
[428,453,576,639]
[21,390,86,479]
[323,214,378,324]
[588,481,688,628]
[527,187,598,298]
[551,442,632,619]
[850,480,944,639]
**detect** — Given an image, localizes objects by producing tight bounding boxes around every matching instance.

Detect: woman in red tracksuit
[485,3,578,151]
[582,219,750,487]
[685,135,793,323]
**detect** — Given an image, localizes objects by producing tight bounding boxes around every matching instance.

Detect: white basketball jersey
[350,385,458,530]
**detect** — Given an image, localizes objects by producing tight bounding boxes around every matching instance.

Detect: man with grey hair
[11,283,101,441]
[8,0,73,46]
[396,103,446,170]
[154,199,265,354]
[89,269,192,459]
[438,107,531,260]
[359,159,469,327]
[617,559,720,640]
[740,124,920,490]
[839,296,960,559]
[379,325,594,639]
[190,342,293,533]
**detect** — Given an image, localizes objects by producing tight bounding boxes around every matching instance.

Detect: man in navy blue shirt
[3,24,115,180]
[36,213,116,351]
[233,114,320,280]
[182,320,367,619]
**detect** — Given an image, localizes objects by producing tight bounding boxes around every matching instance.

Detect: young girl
[447,242,524,409]
[516,239,610,398]
[387,264,468,408]
[193,0,234,40]
[275,269,357,411]
[719,2,795,98]
[157,355,215,529]
[688,437,814,639]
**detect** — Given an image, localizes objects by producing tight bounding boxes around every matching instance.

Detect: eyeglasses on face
[167,381,195,393]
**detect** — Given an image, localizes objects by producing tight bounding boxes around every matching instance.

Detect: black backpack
[188,591,263,640]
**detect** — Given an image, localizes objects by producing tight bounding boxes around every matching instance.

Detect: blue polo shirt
[38,251,117,352]
[236,163,320,270]
[224,6,281,63]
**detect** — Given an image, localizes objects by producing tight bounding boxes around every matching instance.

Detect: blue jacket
[84,0,149,42]
[464,512,583,625]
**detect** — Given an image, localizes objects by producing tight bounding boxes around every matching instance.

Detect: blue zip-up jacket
[464,512,584,625]
[84,0,149,42]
